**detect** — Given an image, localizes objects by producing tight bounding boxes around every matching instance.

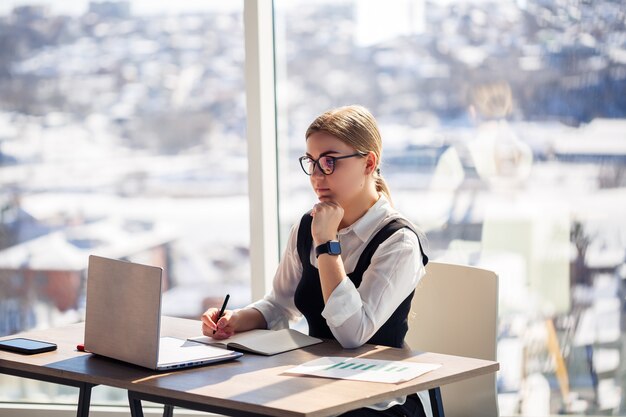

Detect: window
[0,0,247,406]
[275,0,626,415]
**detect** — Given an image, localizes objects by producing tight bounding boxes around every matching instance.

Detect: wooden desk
[0,317,499,417]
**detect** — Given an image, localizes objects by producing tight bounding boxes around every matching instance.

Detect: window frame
[244,0,280,301]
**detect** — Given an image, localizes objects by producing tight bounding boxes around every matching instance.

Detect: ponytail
[374,168,393,206]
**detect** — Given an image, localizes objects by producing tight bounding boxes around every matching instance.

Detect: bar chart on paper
[286,357,441,383]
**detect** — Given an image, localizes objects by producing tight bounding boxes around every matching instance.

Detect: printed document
[285,356,442,384]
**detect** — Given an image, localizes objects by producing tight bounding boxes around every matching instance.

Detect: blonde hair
[305,105,392,204]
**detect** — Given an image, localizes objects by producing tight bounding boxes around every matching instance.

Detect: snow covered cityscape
[0,0,625,414]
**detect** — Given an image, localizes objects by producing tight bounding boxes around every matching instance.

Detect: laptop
[84,255,242,371]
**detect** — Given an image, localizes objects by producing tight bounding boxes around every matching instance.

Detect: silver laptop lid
[85,255,162,369]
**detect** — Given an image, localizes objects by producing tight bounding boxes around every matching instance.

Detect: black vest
[293,212,428,348]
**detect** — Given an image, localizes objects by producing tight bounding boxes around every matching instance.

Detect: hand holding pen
[200,294,237,340]
[214,294,230,334]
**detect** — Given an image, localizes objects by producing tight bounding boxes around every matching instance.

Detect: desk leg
[428,388,445,417]
[129,392,173,417]
[128,391,145,417]
[77,382,94,417]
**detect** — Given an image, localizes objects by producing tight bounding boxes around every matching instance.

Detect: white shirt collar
[337,194,393,242]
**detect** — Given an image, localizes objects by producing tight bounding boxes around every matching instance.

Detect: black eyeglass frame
[298,152,367,176]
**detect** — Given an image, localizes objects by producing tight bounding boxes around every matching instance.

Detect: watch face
[328,241,341,255]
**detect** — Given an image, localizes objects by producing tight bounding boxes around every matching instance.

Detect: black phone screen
[0,338,58,354]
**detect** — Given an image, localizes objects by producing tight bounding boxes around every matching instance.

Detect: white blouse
[247,195,430,413]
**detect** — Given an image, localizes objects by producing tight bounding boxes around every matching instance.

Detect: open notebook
[188,329,322,356]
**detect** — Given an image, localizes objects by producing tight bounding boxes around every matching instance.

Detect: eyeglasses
[298,152,366,176]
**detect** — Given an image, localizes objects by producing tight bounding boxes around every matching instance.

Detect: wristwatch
[315,240,342,258]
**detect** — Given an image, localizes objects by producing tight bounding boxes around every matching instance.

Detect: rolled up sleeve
[321,276,361,328]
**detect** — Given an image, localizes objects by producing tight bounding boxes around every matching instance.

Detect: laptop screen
[84,255,163,369]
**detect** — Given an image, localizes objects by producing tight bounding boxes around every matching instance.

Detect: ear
[364,152,377,175]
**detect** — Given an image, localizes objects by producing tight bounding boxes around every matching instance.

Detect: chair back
[406,261,499,417]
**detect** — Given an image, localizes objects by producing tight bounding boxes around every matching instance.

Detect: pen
[213,294,230,334]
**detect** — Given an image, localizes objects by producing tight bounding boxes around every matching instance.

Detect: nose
[310,163,325,178]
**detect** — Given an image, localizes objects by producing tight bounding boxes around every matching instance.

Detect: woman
[201,105,429,416]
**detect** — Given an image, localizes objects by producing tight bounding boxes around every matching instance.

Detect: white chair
[407,261,499,417]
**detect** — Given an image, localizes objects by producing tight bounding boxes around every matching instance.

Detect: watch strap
[315,240,341,258]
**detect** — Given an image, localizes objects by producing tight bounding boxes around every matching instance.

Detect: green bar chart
[288,357,442,384]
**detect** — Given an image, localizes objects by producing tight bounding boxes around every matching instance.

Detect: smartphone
[0,338,58,355]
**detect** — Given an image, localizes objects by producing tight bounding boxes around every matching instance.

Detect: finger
[201,309,216,325]
[211,329,233,340]
[216,310,233,330]
[203,322,231,339]
[213,317,234,335]
[317,200,339,210]
[201,313,215,327]
[202,322,214,336]
[316,201,338,212]
[202,317,216,333]
[201,309,218,329]
[311,203,328,215]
